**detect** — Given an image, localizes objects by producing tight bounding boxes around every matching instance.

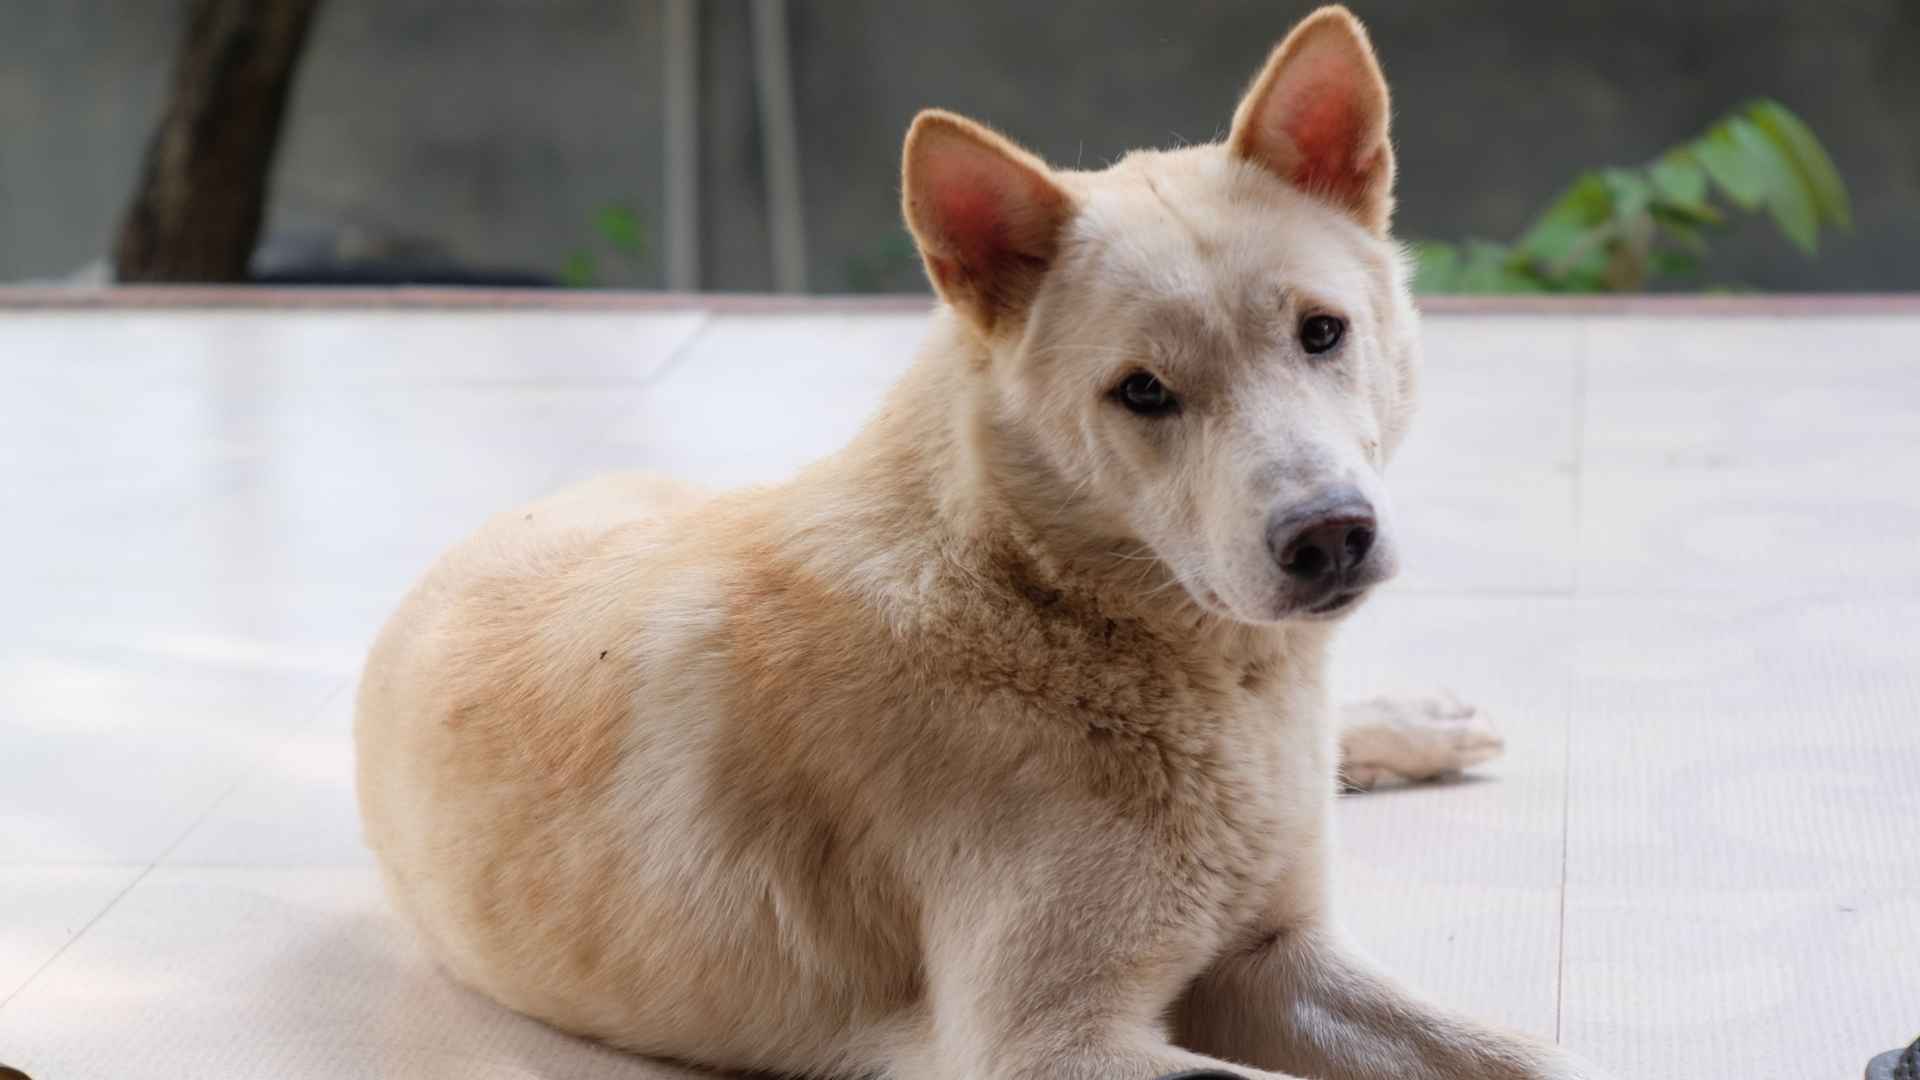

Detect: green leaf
[1648,249,1702,280]
[1415,98,1848,294]
[1746,99,1852,229]
[1730,116,1819,255]
[594,205,646,256]
[1601,168,1654,218]
[1648,199,1725,228]
[1416,240,1547,295]
[1649,213,1711,254]
[1693,122,1769,210]
[1516,172,1612,265]
[1649,151,1708,207]
[1458,241,1550,294]
[561,250,597,288]
[1413,242,1463,293]
[1555,267,1613,293]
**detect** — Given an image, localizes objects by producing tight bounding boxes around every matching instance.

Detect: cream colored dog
[357,8,1592,1079]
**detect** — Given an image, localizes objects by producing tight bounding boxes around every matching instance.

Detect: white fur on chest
[1198,654,1339,935]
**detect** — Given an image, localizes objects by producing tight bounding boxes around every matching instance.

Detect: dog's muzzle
[1267,486,1393,612]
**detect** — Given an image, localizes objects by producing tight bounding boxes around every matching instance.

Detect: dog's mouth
[1196,579,1373,624]
[1301,588,1367,618]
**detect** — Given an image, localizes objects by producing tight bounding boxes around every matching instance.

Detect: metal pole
[750,0,808,293]
[663,0,700,291]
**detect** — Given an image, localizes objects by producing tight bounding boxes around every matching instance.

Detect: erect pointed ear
[901,110,1075,333]
[1229,5,1395,234]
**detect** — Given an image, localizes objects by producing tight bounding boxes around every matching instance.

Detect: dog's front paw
[1336,692,1505,791]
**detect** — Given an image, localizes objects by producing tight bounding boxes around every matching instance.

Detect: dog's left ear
[902,110,1076,334]
[1229,5,1395,234]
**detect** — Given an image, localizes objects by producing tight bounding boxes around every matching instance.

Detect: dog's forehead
[1063,147,1381,321]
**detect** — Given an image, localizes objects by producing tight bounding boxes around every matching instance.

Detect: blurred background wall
[4,0,1916,291]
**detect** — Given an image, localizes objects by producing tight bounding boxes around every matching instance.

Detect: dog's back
[358,468,925,1070]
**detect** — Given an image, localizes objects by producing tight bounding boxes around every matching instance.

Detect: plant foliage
[562,204,648,288]
[1416,100,1849,294]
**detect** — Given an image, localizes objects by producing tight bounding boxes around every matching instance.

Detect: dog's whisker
[1140,573,1190,599]
[1049,473,1095,522]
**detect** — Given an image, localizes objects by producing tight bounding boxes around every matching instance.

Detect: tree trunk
[112,0,323,283]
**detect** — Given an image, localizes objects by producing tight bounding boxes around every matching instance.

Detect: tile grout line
[634,310,720,393]
[152,679,356,866]
[0,679,353,1013]
[1554,317,1590,1046]
[549,310,721,482]
[0,864,155,1011]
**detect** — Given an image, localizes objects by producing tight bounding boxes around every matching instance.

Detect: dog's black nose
[1269,493,1376,583]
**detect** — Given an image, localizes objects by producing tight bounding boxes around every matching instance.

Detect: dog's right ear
[901,110,1075,334]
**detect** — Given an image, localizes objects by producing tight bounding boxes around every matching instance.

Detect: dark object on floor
[249,264,559,288]
[1154,1072,1248,1080]
[1866,1034,1920,1080]
[0,1064,33,1079]
[246,224,560,288]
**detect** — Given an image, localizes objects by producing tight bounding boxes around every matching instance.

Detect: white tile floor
[2,304,1916,1079]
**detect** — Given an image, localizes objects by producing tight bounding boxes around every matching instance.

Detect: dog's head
[902,5,1420,626]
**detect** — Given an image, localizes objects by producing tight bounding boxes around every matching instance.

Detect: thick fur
[357,8,1601,1080]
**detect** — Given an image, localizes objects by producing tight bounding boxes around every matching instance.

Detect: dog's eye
[1115,371,1179,417]
[1299,314,1345,354]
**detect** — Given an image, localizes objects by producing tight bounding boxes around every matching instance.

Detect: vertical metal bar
[750,0,808,293]
[663,0,700,291]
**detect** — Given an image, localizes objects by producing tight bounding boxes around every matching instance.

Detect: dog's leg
[1336,693,1504,791]
[1174,926,1604,1080]
[889,890,1311,1080]
[889,1028,1296,1080]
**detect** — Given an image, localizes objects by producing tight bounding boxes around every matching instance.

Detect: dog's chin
[1290,587,1373,622]
[1241,584,1377,625]
[1192,579,1375,626]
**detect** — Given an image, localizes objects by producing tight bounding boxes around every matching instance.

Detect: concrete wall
[4,0,1916,291]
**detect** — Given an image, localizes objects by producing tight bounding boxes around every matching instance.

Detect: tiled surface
[0,868,707,1079]
[164,689,368,868]
[1388,317,1581,594]
[0,644,342,863]
[1577,316,1920,594]
[1561,887,1920,1079]
[590,312,931,487]
[1569,594,1920,894]
[0,866,143,1002]
[2,306,1917,1079]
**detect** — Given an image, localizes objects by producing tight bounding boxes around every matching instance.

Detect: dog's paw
[1336,692,1505,791]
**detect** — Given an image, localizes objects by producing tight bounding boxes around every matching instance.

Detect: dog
[355,8,1595,1079]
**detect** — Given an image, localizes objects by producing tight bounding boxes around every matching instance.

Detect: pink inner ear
[934,172,1010,271]
[1277,58,1372,197]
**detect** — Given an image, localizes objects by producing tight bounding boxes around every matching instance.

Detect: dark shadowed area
[3,0,1915,291]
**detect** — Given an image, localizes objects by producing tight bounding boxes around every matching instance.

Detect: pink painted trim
[1419,293,1920,316]
[0,286,1916,316]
